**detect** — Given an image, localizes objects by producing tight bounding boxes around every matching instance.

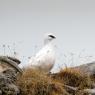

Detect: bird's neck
[44,39,52,45]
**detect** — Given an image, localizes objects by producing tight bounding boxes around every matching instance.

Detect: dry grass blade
[16,68,69,95]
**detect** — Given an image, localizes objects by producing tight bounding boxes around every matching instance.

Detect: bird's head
[44,33,56,45]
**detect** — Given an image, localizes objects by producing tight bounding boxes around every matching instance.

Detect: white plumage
[28,33,56,72]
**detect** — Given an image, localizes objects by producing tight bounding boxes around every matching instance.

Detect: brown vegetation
[16,68,94,95]
[17,68,69,95]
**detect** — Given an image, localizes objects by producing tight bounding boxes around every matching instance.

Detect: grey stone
[0,69,20,95]
[72,61,95,76]
[0,56,22,95]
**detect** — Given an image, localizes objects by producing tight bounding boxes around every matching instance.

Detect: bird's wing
[35,45,55,66]
[35,44,52,57]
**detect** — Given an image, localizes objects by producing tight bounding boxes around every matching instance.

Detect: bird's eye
[49,35,56,38]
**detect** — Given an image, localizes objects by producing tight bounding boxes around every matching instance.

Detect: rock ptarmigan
[28,33,56,72]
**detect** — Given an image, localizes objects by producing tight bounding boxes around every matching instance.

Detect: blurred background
[0,0,95,72]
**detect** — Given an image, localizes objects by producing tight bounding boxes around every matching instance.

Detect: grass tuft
[16,68,69,95]
[16,68,93,95]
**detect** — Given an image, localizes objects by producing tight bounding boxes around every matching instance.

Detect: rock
[7,56,21,64]
[0,56,22,73]
[0,90,2,95]
[0,56,22,95]
[83,88,95,95]
[0,68,20,95]
[72,61,95,76]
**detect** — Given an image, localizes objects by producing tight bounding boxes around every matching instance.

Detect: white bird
[28,33,56,72]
